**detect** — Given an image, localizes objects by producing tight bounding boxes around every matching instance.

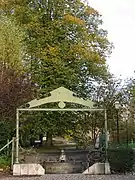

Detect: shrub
[108,147,134,173]
[0,156,11,169]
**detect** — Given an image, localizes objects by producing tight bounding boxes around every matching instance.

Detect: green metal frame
[15,87,108,163]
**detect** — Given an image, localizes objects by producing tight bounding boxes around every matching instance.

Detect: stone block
[37,164,45,175]
[13,164,45,176]
[104,162,111,174]
[13,164,21,176]
[82,162,111,175]
[28,164,36,175]
[20,164,28,175]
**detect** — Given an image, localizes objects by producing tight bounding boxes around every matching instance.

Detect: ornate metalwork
[88,149,105,166]
[28,87,94,108]
[58,101,66,109]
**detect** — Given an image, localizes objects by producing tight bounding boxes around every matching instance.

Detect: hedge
[108,147,134,173]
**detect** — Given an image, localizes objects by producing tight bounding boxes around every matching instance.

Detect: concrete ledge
[82,162,111,175]
[13,163,45,176]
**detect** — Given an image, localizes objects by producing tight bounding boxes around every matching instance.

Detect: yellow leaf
[64,14,85,25]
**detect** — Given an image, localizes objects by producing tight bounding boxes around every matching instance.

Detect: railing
[0,137,15,168]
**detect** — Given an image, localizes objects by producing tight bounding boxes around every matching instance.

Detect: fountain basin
[43,161,83,174]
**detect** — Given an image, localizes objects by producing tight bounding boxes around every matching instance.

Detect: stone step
[82,162,111,175]
[13,163,45,176]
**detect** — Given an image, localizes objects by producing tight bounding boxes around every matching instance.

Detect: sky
[88,0,135,79]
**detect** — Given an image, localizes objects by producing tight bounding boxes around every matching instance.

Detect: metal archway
[15,87,108,163]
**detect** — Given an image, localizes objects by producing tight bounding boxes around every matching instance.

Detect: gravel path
[1,174,135,180]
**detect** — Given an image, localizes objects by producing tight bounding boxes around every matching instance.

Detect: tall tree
[0,0,112,90]
[0,0,113,147]
[0,16,33,146]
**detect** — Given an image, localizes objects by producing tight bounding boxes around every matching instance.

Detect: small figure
[59,149,66,162]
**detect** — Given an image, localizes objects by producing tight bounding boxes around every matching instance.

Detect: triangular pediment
[27,87,94,108]
[51,87,74,95]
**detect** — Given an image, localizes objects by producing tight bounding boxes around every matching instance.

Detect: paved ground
[1,174,135,180]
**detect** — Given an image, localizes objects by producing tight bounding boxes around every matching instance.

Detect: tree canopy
[0,15,34,147]
[0,0,112,93]
[1,0,127,148]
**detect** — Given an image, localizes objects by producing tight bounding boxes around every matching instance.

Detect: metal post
[11,137,15,169]
[116,109,120,144]
[7,139,9,156]
[104,109,110,174]
[105,109,108,162]
[126,119,128,148]
[15,110,19,163]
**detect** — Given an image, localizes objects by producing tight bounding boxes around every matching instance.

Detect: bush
[108,147,134,173]
[0,156,11,169]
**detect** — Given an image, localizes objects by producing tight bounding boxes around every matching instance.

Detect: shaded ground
[0,174,135,180]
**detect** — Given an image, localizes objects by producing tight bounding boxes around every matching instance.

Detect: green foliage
[0,0,113,147]
[0,0,112,89]
[0,155,11,169]
[108,147,134,173]
[0,16,25,72]
[90,76,130,141]
[0,16,33,147]
[0,121,14,149]
[0,15,34,120]
[0,15,32,117]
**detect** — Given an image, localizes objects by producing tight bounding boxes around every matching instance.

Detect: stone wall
[44,162,83,174]
[23,150,89,164]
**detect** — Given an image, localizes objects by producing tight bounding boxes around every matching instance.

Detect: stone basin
[22,149,90,173]
[43,161,83,174]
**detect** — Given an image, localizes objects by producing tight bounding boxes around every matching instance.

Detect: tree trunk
[46,132,53,148]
